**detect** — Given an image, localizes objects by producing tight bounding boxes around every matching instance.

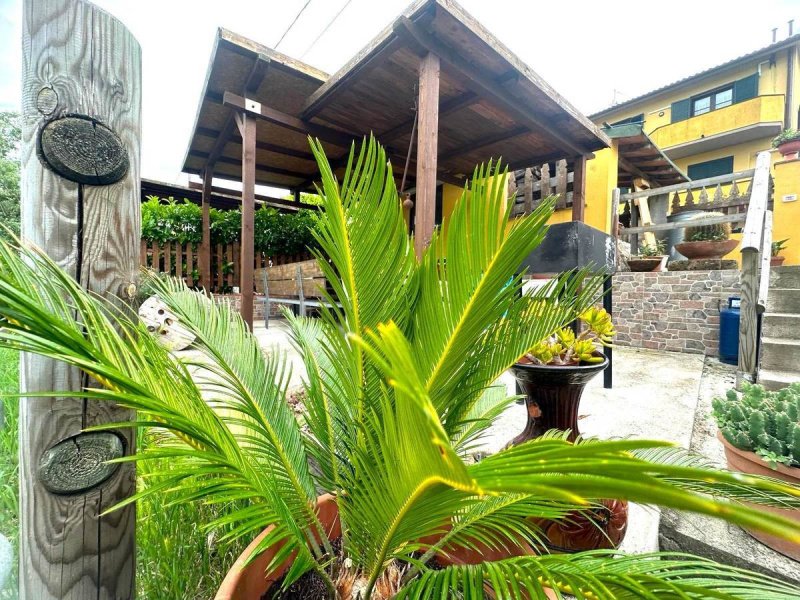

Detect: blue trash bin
[719,297,741,365]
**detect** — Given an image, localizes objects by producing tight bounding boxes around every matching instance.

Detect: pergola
[183,0,611,327]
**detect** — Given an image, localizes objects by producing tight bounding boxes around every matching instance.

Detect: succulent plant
[638,239,666,257]
[772,238,789,257]
[772,128,800,148]
[712,382,800,467]
[685,211,731,242]
[521,306,614,366]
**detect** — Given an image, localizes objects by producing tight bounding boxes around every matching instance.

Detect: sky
[0,0,798,191]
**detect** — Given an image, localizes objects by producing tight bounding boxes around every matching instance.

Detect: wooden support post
[20,1,140,597]
[414,52,440,257]
[296,264,306,317]
[201,168,212,290]
[571,156,586,222]
[236,111,256,329]
[523,168,533,214]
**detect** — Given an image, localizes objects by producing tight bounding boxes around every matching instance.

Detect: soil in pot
[675,239,738,260]
[718,432,800,561]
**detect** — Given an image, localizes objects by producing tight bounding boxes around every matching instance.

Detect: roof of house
[590,33,800,120]
[182,0,610,192]
[603,123,689,187]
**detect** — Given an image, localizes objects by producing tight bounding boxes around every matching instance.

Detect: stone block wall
[613,270,740,355]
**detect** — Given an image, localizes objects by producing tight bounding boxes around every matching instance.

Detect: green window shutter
[687,156,734,180]
[671,99,691,123]
[733,73,759,103]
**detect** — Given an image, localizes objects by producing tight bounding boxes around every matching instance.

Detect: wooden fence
[509,159,575,217]
[140,239,312,292]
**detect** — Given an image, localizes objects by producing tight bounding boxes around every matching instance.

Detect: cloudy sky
[0,0,797,189]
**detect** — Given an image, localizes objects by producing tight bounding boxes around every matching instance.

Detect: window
[687,156,734,180]
[691,86,733,116]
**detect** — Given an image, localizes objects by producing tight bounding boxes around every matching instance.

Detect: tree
[0,112,21,239]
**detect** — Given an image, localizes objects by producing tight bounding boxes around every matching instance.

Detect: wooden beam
[394,16,593,159]
[201,169,212,290]
[618,156,655,186]
[620,169,756,201]
[236,112,256,329]
[439,126,528,161]
[205,54,270,172]
[197,127,316,161]
[415,52,440,257]
[571,155,586,222]
[189,151,310,180]
[222,91,353,148]
[620,213,746,235]
[378,90,479,143]
[20,0,138,596]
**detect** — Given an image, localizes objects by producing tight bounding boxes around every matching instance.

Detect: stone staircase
[760,266,800,390]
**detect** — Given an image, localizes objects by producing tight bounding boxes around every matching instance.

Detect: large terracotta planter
[771,255,786,267]
[675,239,738,259]
[510,356,608,444]
[718,432,800,561]
[216,495,558,599]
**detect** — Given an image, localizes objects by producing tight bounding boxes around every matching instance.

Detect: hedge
[141,196,319,256]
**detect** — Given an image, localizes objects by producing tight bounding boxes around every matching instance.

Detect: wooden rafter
[189,151,309,180]
[439,126,529,161]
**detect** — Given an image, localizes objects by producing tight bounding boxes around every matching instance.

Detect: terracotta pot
[771,255,786,267]
[777,139,800,158]
[510,356,608,444]
[532,498,628,552]
[674,239,738,259]
[627,256,666,272]
[717,431,800,561]
[217,495,558,599]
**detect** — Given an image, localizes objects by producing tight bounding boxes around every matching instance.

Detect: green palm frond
[396,552,800,599]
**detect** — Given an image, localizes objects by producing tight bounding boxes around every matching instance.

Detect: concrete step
[767,288,800,314]
[759,369,800,391]
[770,266,800,289]
[762,312,800,340]
[760,337,800,372]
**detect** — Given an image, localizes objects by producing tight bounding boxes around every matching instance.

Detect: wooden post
[571,156,586,222]
[236,112,256,328]
[414,52,440,258]
[523,168,533,214]
[201,168,212,290]
[20,1,140,597]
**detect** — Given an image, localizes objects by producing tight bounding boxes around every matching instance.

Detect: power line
[274,0,313,50]
[300,0,352,59]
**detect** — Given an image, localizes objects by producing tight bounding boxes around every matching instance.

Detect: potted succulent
[627,239,668,272]
[713,382,800,560]
[675,211,738,259]
[3,139,800,599]
[772,238,789,267]
[772,128,800,159]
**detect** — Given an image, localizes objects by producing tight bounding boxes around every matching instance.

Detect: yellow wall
[441,172,508,236]
[773,158,800,266]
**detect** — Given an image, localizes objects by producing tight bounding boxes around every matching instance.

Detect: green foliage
[637,239,666,257]
[141,196,319,255]
[2,138,800,599]
[0,112,20,240]
[772,238,789,257]
[772,128,800,148]
[685,211,731,242]
[0,347,19,599]
[713,382,800,466]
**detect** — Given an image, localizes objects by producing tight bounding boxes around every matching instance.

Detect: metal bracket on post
[262,268,270,329]
[296,265,306,317]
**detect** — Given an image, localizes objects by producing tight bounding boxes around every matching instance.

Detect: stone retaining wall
[613,270,740,355]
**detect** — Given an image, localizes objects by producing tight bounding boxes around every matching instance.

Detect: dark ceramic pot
[510,356,608,444]
[627,256,666,272]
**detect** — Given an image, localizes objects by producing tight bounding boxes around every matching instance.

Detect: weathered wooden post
[20,0,141,597]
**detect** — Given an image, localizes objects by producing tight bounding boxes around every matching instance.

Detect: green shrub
[685,211,730,242]
[772,129,800,148]
[713,382,800,467]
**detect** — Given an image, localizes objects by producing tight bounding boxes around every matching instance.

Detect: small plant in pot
[773,128,800,159]
[713,382,800,560]
[627,239,668,272]
[5,139,800,599]
[675,211,739,259]
[772,238,789,267]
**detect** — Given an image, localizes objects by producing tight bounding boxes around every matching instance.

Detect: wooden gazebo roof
[182,0,611,192]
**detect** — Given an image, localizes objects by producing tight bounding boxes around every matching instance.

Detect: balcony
[649,95,784,159]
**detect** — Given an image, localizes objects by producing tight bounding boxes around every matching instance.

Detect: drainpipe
[786,21,796,129]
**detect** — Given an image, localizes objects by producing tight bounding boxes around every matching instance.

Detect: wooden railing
[140,239,312,293]
[509,159,575,217]
[737,151,773,387]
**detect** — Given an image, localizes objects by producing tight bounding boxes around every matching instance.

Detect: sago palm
[2,137,800,599]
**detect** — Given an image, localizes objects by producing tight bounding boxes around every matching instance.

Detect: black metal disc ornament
[38,115,129,185]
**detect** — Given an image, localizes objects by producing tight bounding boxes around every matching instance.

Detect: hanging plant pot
[675,239,738,260]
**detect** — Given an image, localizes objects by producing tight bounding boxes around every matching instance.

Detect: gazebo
[183,0,611,327]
